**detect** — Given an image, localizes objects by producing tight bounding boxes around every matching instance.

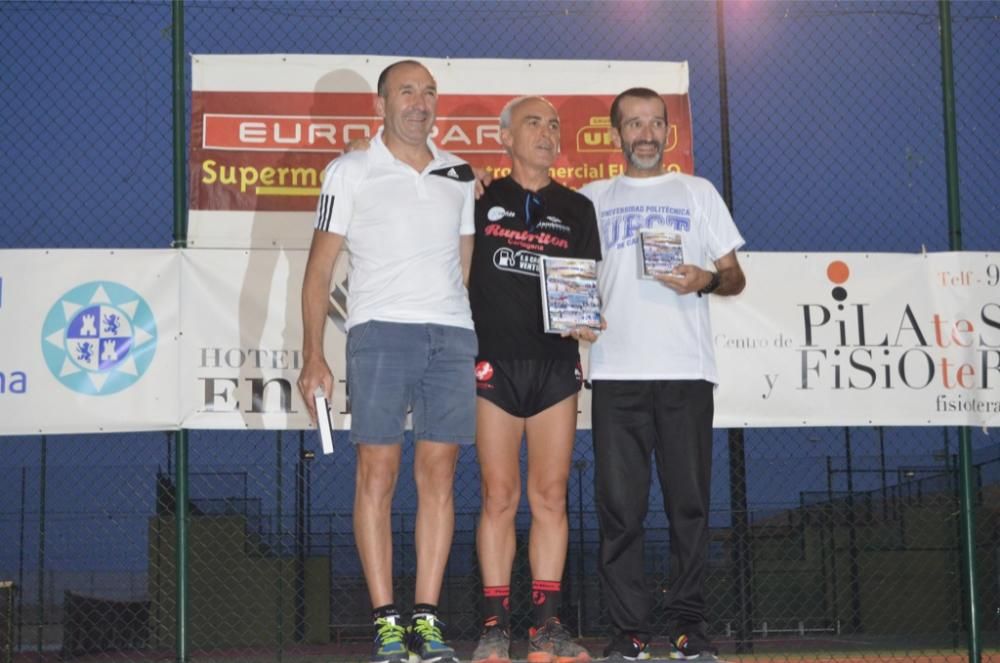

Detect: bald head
[375,60,438,149]
[499,96,560,177]
[500,95,557,130]
[377,59,429,98]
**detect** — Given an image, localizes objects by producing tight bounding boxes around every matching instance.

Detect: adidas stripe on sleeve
[314,158,356,234]
[459,173,475,236]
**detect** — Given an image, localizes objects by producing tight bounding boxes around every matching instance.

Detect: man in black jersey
[468,96,601,663]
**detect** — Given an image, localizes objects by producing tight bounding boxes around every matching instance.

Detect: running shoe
[603,631,651,661]
[527,617,591,663]
[371,615,409,663]
[407,612,458,663]
[470,623,511,663]
[669,627,718,660]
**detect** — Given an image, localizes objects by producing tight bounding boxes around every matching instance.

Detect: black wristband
[697,271,721,297]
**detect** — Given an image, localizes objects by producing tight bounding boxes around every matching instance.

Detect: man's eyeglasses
[524,192,545,232]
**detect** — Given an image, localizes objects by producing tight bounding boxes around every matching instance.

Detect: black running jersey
[469,177,602,359]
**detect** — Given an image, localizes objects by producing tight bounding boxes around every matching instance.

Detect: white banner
[175,249,590,432]
[713,252,1000,428]
[2,250,997,434]
[0,250,180,435]
[178,248,345,430]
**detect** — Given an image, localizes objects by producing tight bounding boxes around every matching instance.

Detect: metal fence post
[36,436,47,656]
[574,458,586,637]
[877,427,888,520]
[16,468,25,652]
[843,428,862,632]
[295,431,308,642]
[939,2,981,660]
[716,2,754,651]
[276,431,285,659]
[172,2,189,660]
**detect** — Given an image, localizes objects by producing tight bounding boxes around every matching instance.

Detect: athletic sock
[412,602,438,619]
[482,585,511,629]
[372,604,400,622]
[531,579,561,627]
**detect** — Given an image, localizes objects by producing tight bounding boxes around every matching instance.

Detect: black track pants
[591,379,714,635]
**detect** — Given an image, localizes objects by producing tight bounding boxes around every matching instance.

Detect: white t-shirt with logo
[580,173,744,383]
[314,129,475,331]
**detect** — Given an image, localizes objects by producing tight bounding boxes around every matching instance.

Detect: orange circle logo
[827,260,850,284]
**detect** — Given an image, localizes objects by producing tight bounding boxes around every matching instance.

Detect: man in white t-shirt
[298,60,476,663]
[580,87,746,661]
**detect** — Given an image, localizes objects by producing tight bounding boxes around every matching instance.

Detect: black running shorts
[474,358,582,418]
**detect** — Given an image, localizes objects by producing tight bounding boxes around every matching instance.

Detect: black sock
[412,603,438,618]
[482,585,511,630]
[531,579,561,627]
[372,604,400,622]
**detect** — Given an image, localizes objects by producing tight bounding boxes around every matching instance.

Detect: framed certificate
[539,256,602,334]
[638,229,685,278]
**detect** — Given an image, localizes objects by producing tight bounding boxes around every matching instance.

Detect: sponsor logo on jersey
[493,248,541,276]
[484,224,569,251]
[430,163,475,182]
[487,206,516,222]
[475,361,494,384]
[535,215,570,234]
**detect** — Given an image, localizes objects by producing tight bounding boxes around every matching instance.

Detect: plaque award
[539,256,602,334]
[638,229,685,278]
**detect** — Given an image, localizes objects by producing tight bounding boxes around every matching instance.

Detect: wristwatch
[697,271,721,297]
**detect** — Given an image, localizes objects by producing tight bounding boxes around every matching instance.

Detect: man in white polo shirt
[298,59,476,663]
[581,87,746,661]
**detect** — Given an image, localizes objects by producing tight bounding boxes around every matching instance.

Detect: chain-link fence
[2,0,998,661]
[3,430,997,660]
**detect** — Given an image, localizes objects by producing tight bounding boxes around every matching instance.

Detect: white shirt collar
[371,126,442,166]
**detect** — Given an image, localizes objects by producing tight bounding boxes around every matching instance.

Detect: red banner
[188,55,692,246]
[190,91,692,213]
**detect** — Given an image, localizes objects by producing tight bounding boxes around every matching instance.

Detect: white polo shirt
[314,129,475,331]
[580,173,745,383]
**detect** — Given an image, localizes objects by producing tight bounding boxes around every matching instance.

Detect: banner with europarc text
[712,252,1000,428]
[0,250,180,435]
[188,54,693,248]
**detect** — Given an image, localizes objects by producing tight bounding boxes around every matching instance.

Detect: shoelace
[412,616,446,644]
[375,618,406,646]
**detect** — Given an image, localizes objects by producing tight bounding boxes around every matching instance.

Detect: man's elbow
[729,271,747,295]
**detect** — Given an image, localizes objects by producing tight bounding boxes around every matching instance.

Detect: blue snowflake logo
[40,281,158,395]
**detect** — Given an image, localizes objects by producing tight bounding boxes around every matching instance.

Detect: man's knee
[413,442,458,480]
[356,450,400,499]
[481,477,520,520]
[528,478,568,518]
[414,443,458,495]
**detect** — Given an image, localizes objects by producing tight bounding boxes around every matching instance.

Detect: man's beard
[624,139,664,170]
